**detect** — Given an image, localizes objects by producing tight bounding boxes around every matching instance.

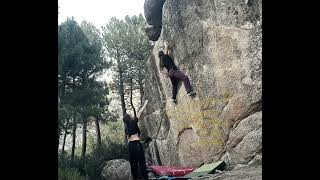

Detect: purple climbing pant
[168,69,192,99]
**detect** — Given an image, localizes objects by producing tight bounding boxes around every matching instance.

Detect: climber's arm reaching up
[164,42,169,55]
[159,42,169,71]
[137,100,149,119]
[159,42,170,76]
[159,55,164,71]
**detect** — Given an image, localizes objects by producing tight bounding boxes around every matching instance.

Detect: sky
[58,0,145,28]
[58,0,146,82]
[58,0,145,113]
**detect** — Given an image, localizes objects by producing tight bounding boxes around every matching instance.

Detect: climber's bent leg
[170,76,178,102]
[172,70,193,93]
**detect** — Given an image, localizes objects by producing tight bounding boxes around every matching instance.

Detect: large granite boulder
[142,0,262,169]
[101,159,133,180]
[143,0,166,41]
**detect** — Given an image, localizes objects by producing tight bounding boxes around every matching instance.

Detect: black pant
[128,140,148,180]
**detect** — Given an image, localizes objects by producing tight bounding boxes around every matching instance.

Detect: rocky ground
[101,159,261,180]
[192,165,261,180]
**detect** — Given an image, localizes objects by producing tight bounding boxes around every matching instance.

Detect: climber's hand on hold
[164,41,168,48]
[164,41,169,55]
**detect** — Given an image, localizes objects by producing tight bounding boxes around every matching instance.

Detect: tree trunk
[70,78,77,162]
[95,117,102,147]
[117,55,126,116]
[116,50,127,143]
[138,69,144,104]
[62,80,66,98]
[130,78,137,118]
[138,79,144,105]
[61,73,66,98]
[58,73,67,147]
[61,119,69,154]
[71,123,77,162]
[81,117,87,166]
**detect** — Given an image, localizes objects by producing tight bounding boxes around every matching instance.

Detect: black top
[160,54,178,71]
[125,117,141,137]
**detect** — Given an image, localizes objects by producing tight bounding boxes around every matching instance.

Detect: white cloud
[58,0,145,28]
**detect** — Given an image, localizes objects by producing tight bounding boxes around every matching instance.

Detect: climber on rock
[123,100,149,180]
[158,42,196,104]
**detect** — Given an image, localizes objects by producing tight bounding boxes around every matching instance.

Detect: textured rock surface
[144,0,166,41]
[144,0,166,26]
[145,24,162,41]
[101,159,132,180]
[142,0,262,169]
[192,165,262,180]
[227,112,262,149]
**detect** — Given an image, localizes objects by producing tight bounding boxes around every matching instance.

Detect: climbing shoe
[172,99,177,104]
[187,91,196,97]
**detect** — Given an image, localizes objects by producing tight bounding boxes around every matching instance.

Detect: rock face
[141,0,262,170]
[101,159,133,180]
[145,24,163,41]
[144,0,166,41]
[144,0,166,26]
